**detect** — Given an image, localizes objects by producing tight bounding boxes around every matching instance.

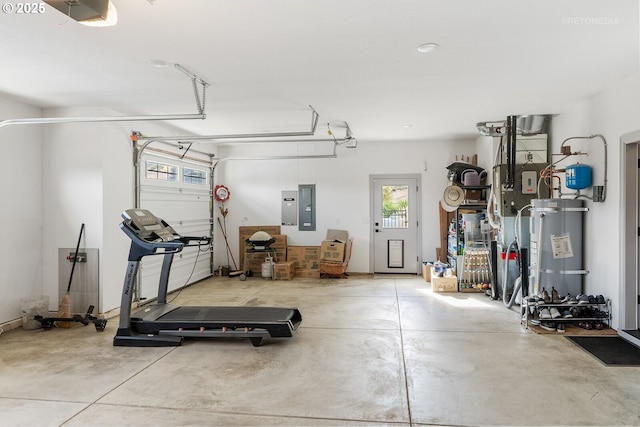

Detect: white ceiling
[0,0,638,142]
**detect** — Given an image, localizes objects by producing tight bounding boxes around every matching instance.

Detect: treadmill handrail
[120,222,185,262]
[179,235,212,246]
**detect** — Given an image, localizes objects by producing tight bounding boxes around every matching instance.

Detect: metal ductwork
[477,115,550,137]
[516,115,548,136]
[476,120,506,137]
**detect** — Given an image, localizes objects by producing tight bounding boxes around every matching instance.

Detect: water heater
[529,199,589,297]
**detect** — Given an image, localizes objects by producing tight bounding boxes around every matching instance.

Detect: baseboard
[0,318,24,335]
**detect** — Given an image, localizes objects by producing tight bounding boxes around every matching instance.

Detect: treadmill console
[123,209,177,242]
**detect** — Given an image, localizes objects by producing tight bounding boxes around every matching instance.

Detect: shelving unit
[444,185,492,293]
[521,298,612,330]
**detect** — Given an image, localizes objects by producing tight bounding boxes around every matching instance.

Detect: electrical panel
[281,191,298,226]
[298,184,316,231]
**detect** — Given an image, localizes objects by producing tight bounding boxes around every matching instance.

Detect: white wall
[40,108,204,314]
[214,137,479,272]
[550,71,640,330]
[0,96,43,324]
[2,72,637,326]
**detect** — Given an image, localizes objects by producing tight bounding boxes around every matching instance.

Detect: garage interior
[1,1,639,426]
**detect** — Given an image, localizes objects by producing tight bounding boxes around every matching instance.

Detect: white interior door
[621,133,640,346]
[371,175,420,273]
[138,152,213,301]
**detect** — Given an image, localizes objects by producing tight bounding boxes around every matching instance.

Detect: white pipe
[558,134,608,202]
[211,139,340,175]
[0,114,206,128]
[486,184,501,230]
[534,213,545,295]
[217,154,337,162]
[214,137,349,144]
[138,107,322,142]
[514,204,532,248]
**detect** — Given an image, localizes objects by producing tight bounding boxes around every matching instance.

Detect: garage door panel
[139,153,212,301]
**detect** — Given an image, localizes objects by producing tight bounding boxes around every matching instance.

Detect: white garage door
[138,151,213,302]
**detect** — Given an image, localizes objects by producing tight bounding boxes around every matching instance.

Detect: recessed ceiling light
[417,43,439,53]
[402,124,413,128]
[150,59,170,68]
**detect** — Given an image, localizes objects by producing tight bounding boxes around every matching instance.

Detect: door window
[382,185,409,229]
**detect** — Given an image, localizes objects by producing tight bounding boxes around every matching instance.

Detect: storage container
[20,295,49,330]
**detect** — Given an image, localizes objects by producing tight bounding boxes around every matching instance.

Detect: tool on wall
[217,216,241,275]
[214,184,243,277]
[56,223,84,328]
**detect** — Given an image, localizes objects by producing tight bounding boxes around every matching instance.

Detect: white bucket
[20,295,49,330]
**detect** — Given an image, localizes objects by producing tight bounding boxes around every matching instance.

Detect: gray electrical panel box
[298,184,316,231]
[282,191,298,226]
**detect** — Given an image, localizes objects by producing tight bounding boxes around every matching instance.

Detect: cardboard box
[344,237,353,265]
[239,225,282,237]
[320,239,346,262]
[326,229,349,241]
[431,276,458,292]
[295,269,321,279]
[269,234,287,249]
[287,246,320,271]
[244,248,286,274]
[422,263,431,282]
[273,262,295,280]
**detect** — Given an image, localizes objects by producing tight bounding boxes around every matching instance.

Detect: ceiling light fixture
[79,1,117,27]
[43,0,118,27]
[149,59,170,68]
[417,43,439,53]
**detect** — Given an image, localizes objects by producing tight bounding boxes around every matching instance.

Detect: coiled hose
[503,240,521,308]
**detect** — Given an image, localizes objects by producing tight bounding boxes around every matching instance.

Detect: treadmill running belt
[158,306,298,322]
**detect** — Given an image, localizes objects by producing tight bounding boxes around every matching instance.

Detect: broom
[57,223,84,328]
[217,216,242,276]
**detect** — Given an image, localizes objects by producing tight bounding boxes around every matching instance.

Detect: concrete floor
[1,274,639,426]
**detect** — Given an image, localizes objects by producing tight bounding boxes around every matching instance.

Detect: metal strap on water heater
[539,269,590,275]
[532,207,589,213]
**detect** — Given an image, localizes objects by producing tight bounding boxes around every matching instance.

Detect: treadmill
[113,208,302,347]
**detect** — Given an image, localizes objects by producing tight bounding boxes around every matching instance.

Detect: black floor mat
[566,336,640,366]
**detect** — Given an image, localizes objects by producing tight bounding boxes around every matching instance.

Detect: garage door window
[146,161,178,182]
[184,167,207,185]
